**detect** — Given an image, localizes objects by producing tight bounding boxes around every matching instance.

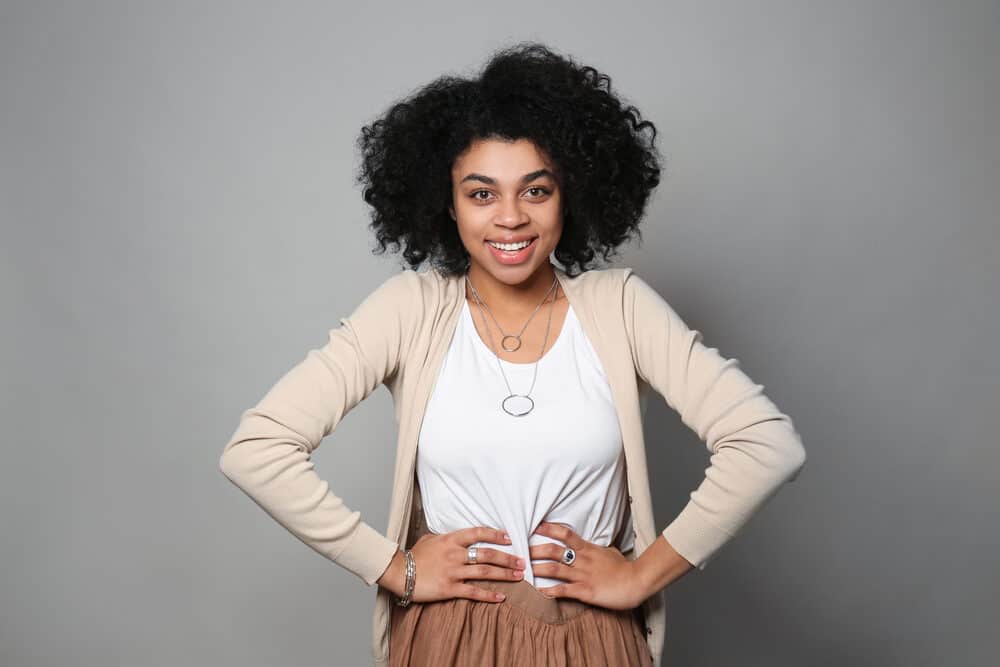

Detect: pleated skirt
[388,522,654,667]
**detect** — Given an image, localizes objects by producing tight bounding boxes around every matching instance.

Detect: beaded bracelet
[395,550,416,607]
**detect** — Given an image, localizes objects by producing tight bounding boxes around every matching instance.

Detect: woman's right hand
[378,526,525,603]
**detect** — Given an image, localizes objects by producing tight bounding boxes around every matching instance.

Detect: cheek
[453,206,491,235]
[453,218,486,249]
[544,212,565,241]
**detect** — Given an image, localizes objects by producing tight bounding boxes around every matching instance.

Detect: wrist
[632,535,693,601]
[377,549,405,597]
[629,556,654,604]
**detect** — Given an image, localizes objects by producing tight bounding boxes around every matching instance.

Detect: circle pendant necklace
[465,273,560,417]
[466,277,554,352]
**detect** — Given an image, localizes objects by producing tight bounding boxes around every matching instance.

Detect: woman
[220,42,806,666]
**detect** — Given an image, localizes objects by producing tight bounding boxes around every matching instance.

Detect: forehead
[451,137,553,178]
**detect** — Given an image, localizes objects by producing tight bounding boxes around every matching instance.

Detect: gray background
[2,1,997,665]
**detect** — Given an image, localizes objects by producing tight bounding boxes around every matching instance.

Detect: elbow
[218,447,238,483]
[784,438,806,483]
[218,439,251,486]
[742,418,807,483]
[218,447,234,479]
[768,417,806,483]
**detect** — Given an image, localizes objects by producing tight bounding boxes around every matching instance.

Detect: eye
[470,189,494,202]
[468,187,551,203]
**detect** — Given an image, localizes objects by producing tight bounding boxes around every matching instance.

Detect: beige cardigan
[220,263,806,665]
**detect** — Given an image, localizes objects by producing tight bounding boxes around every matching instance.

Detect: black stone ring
[561,547,576,566]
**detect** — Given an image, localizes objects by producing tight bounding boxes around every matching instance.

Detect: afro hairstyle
[354,41,662,277]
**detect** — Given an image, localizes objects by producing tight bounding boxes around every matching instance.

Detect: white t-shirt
[416,299,634,589]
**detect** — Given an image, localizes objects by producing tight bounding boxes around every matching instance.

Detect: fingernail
[516,559,525,568]
[503,533,511,542]
[495,592,506,600]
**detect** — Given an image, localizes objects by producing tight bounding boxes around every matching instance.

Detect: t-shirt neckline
[462,299,575,367]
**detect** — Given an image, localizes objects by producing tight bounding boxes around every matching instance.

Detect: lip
[485,237,538,265]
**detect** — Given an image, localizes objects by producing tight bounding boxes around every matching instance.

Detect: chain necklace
[465,273,560,417]
[466,277,553,352]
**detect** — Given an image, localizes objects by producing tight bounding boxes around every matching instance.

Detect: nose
[494,195,529,226]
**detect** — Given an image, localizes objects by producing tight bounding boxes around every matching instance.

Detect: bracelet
[395,550,416,607]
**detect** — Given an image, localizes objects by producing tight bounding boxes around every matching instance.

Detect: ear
[449,206,456,221]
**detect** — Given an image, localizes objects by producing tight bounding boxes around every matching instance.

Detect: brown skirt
[388,532,654,665]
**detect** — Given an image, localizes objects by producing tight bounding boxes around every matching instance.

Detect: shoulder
[553,266,648,319]
[355,266,458,324]
[560,265,635,295]
[565,266,670,321]
[346,269,424,325]
[620,269,676,318]
[619,267,656,299]
[567,267,657,311]
[365,266,448,301]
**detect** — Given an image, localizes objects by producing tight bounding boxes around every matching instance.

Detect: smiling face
[449,137,564,289]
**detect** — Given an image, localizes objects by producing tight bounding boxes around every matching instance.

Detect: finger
[538,584,573,598]
[459,563,525,581]
[533,522,584,549]
[528,542,572,562]
[537,584,562,598]
[538,582,587,601]
[531,561,580,582]
[456,526,511,547]
[471,546,526,570]
[455,582,507,603]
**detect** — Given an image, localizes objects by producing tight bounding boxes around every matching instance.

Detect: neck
[464,262,561,314]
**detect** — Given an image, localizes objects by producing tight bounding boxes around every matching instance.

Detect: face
[449,137,564,286]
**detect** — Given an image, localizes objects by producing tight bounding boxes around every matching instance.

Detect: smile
[485,237,538,265]
[486,239,534,251]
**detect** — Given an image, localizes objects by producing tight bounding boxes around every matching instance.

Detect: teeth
[488,239,532,251]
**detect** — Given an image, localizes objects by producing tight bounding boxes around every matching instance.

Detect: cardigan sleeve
[218,270,418,587]
[623,270,806,570]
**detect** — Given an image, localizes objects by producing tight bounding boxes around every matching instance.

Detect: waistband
[408,517,633,625]
[462,577,593,623]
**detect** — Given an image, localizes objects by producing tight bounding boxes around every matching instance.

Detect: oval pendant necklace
[465,274,560,417]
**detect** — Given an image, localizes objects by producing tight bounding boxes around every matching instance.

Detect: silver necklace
[465,274,560,417]
[467,279,552,352]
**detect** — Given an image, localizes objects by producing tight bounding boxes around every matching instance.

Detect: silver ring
[561,547,576,566]
[467,546,478,564]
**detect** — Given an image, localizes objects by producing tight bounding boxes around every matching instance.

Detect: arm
[218,271,418,586]
[623,270,807,576]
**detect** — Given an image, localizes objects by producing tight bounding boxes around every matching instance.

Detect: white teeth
[488,239,532,251]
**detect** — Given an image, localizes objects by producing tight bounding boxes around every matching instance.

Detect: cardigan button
[645,626,652,635]
[628,495,633,503]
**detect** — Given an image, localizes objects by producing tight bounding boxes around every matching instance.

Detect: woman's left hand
[529,522,645,610]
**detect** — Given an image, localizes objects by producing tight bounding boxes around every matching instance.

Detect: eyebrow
[459,169,555,186]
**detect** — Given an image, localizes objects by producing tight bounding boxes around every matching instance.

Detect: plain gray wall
[2,1,997,665]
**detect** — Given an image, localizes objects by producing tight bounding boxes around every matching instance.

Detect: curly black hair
[354,41,662,278]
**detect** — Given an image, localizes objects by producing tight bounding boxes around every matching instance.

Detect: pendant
[502,394,534,417]
[501,335,521,352]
